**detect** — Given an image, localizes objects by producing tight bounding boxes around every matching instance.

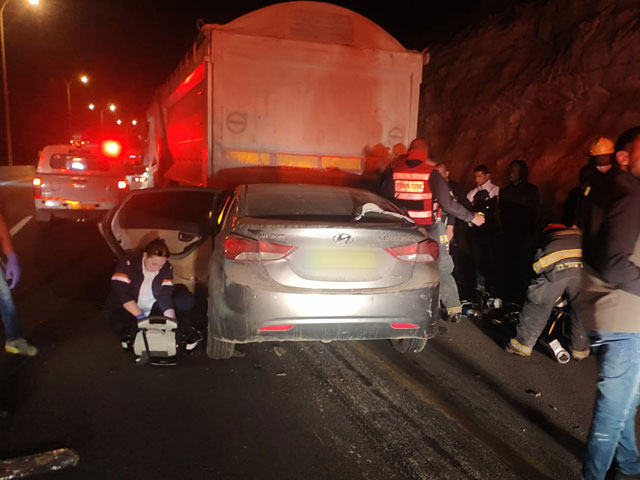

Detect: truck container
[145,1,425,189]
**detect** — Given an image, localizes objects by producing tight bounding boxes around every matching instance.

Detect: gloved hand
[4,253,20,289]
[135,313,146,320]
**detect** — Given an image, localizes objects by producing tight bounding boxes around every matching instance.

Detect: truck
[144,1,425,189]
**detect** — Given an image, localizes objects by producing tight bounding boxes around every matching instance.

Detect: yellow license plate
[68,203,96,210]
[394,180,424,193]
[305,250,378,270]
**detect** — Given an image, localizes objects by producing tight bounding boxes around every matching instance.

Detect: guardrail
[0,166,35,181]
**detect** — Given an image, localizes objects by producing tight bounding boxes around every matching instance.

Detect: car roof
[244,183,374,196]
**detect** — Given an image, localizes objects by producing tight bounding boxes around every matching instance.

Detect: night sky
[0,0,526,165]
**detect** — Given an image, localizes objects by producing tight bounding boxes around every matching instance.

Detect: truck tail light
[224,235,295,262]
[32,177,42,199]
[385,239,438,263]
[102,140,122,157]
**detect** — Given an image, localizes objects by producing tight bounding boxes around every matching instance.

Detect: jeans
[582,332,640,480]
[0,265,20,341]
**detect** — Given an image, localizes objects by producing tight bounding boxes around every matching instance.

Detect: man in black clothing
[499,159,540,303]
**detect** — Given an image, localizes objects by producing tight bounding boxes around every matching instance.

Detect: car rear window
[245,186,407,222]
[50,153,110,172]
[118,191,217,235]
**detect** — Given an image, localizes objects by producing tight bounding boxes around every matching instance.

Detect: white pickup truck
[32,142,135,224]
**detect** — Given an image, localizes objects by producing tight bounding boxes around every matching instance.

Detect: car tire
[206,323,235,360]
[390,337,428,354]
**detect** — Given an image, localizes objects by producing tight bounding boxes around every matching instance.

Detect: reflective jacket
[392,160,435,225]
[532,228,582,282]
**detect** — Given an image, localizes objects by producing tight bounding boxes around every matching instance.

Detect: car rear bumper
[211,283,439,344]
[34,199,116,219]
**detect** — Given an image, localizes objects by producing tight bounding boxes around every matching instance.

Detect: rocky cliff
[419,0,640,217]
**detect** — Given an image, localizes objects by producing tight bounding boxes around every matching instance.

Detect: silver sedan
[208,183,440,359]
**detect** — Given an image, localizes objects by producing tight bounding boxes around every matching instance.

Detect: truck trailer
[144,1,425,189]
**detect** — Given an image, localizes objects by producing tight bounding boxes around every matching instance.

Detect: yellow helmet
[589,137,614,156]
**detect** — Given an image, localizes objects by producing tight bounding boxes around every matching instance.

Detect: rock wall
[419,0,640,217]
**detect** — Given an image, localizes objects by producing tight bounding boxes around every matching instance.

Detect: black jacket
[103,251,174,314]
[499,161,539,235]
[583,168,640,297]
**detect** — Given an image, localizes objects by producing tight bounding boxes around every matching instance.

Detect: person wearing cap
[578,127,640,480]
[505,223,589,360]
[378,138,485,322]
[103,238,202,352]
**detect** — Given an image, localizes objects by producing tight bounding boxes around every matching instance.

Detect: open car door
[99,187,224,293]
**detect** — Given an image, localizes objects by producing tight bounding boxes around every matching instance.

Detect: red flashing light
[258,325,294,332]
[102,140,122,157]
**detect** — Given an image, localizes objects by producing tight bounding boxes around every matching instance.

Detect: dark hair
[474,165,490,175]
[144,238,170,258]
[615,127,640,154]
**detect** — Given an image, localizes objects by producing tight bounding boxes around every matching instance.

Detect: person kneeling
[102,238,202,353]
[506,224,590,361]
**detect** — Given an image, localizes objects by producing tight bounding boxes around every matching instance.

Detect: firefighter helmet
[589,137,614,156]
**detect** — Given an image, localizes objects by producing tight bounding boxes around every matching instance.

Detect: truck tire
[206,323,235,359]
[390,337,428,354]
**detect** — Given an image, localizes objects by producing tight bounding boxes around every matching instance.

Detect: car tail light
[258,325,293,332]
[32,177,42,199]
[385,239,438,263]
[117,180,128,190]
[391,323,420,329]
[224,235,295,262]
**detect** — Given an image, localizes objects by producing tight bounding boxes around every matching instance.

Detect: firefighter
[378,138,485,322]
[505,224,589,360]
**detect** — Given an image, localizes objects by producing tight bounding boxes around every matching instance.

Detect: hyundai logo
[333,233,354,244]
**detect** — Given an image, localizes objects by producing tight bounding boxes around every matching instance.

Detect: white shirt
[137,259,160,316]
[467,180,500,204]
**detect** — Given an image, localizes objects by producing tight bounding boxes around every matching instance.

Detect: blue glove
[135,313,145,320]
[4,253,20,289]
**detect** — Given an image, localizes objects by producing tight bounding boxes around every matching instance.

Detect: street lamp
[0,0,39,166]
[88,103,95,111]
[116,119,122,126]
[98,103,116,128]
[65,73,89,137]
[131,119,137,126]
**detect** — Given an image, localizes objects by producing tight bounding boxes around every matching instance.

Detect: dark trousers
[500,231,536,303]
[106,285,195,339]
[427,223,461,311]
[469,226,496,293]
[515,273,589,351]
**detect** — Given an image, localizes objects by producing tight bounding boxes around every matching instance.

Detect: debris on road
[548,404,558,411]
[526,389,541,398]
[232,350,246,358]
[273,345,287,357]
[276,372,287,377]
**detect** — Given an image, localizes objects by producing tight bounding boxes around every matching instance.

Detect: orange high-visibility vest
[393,160,435,225]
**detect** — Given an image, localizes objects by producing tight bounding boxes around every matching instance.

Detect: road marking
[10,216,32,237]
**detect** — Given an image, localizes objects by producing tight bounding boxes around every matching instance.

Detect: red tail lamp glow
[102,140,122,157]
[258,325,293,332]
[32,177,42,187]
[391,323,420,329]
[32,177,42,199]
[117,180,128,190]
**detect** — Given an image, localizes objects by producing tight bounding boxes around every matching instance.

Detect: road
[0,181,603,479]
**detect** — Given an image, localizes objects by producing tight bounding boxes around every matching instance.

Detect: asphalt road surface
[0,181,607,479]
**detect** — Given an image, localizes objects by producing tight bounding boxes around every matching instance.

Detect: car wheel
[206,323,235,359]
[390,337,428,354]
